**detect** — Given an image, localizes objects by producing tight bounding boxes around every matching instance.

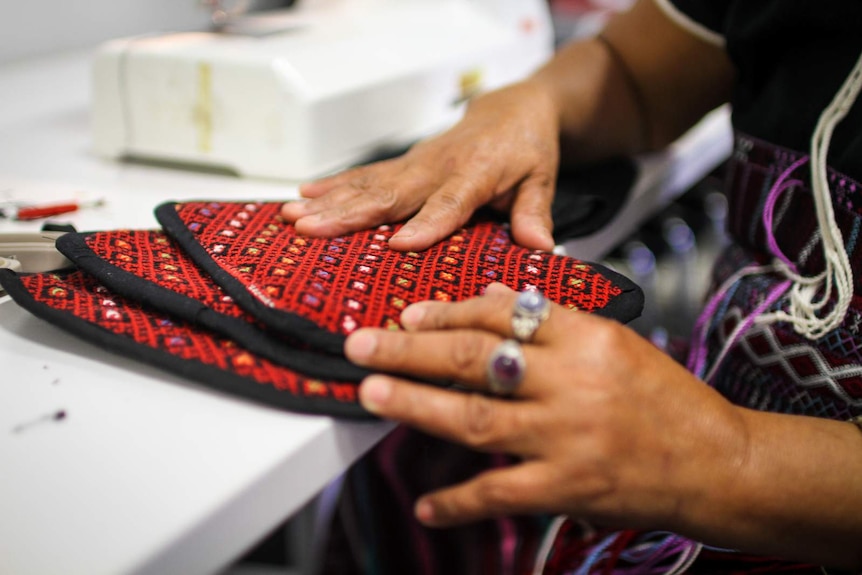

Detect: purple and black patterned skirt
[705,133,862,421]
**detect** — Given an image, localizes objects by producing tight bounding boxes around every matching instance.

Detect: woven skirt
[703,132,862,421]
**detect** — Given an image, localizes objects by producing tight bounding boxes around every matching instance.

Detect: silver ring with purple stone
[487,339,526,396]
[511,291,550,343]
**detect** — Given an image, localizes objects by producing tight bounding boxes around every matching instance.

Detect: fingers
[283,187,408,238]
[280,158,556,253]
[398,294,513,335]
[414,462,557,527]
[358,375,538,456]
[296,168,372,199]
[283,162,480,249]
[280,166,376,220]
[279,183,405,238]
[280,161,423,237]
[388,174,490,251]
[284,161,501,252]
[399,284,562,345]
[509,172,556,252]
[297,161,399,201]
[348,327,540,393]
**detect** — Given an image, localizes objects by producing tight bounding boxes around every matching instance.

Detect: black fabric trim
[585,261,644,324]
[55,232,369,382]
[155,202,346,356]
[661,0,729,37]
[0,269,371,419]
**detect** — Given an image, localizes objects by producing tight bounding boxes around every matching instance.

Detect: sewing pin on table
[0,199,105,221]
[11,409,67,435]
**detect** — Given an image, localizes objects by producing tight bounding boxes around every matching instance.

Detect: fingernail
[392,225,416,240]
[294,215,317,231]
[415,499,435,524]
[345,330,378,363]
[360,376,392,413]
[538,225,555,249]
[296,211,325,223]
[484,282,511,295]
[280,201,303,216]
[400,303,426,329]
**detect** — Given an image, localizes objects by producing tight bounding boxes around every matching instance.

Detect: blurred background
[0,1,288,64]
[1,1,729,573]
[1,0,638,65]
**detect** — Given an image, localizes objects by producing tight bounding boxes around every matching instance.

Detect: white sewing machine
[91,0,553,181]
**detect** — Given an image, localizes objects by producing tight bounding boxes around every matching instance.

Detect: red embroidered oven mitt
[155,201,644,356]
[0,268,368,418]
[55,229,368,383]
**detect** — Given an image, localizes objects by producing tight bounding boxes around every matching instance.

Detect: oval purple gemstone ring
[487,339,526,395]
[511,291,550,343]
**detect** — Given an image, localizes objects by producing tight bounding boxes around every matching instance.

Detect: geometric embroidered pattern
[157,201,643,356]
[55,230,367,382]
[720,307,862,408]
[0,268,365,417]
[74,229,256,320]
[706,133,862,422]
[0,201,645,418]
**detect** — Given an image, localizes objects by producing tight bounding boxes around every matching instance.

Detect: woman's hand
[345,283,862,567]
[343,283,750,532]
[280,82,561,253]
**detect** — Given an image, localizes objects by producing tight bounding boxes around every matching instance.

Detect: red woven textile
[157,201,643,355]
[0,269,366,417]
[55,229,367,382]
[0,201,643,417]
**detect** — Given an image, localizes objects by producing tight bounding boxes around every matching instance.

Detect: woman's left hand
[344,283,750,532]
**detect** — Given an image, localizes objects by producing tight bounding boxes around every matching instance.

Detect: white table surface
[0,49,396,575]
[0,48,732,575]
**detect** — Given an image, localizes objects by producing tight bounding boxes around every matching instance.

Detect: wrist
[662,398,753,538]
[674,407,862,567]
[527,37,650,160]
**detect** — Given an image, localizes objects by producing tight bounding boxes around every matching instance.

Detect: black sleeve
[658,0,731,41]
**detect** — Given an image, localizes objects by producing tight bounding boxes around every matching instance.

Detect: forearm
[526,0,735,164]
[679,409,862,568]
[528,37,647,163]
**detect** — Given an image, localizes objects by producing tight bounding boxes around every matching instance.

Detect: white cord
[531,516,592,575]
[531,516,569,575]
[664,542,703,575]
[758,48,862,340]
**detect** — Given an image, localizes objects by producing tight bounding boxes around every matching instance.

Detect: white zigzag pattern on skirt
[719,307,862,407]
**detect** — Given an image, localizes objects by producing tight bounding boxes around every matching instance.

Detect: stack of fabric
[0,201,643,417]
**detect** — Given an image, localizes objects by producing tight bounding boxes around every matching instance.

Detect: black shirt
[665,0,862,181]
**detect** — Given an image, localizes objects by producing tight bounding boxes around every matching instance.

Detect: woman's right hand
[280,80,562,253]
